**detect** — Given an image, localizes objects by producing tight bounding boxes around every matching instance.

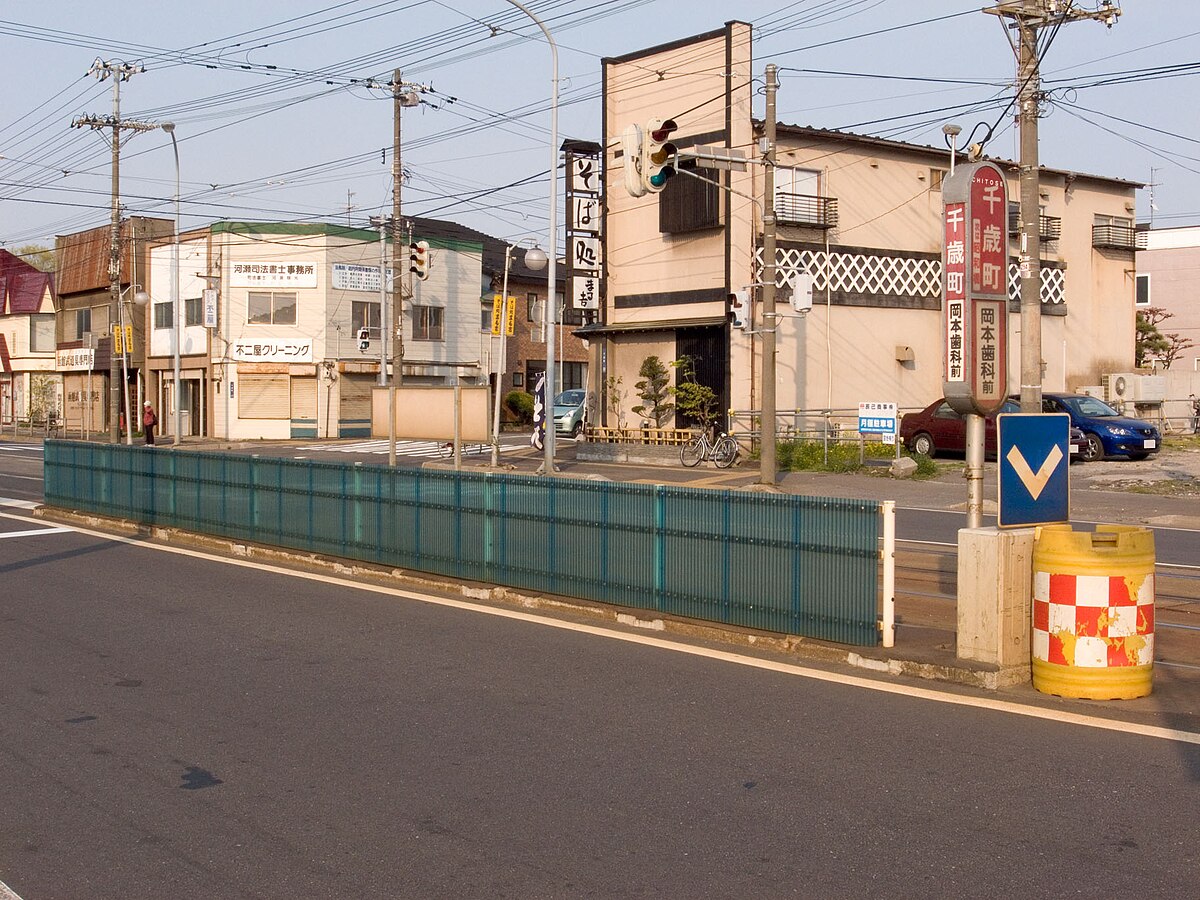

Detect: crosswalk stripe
[304,439,522,458]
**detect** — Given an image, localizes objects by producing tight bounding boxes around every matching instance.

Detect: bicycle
[680,429,739,468]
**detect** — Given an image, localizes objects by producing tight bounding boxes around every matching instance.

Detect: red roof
[0,249,54,315]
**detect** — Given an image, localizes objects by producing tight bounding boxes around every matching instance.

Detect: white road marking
[304,439,521,458]
[0,498,38,508]
[5,508,1197,748]
[0,878,25,899]
[0,526,71,539]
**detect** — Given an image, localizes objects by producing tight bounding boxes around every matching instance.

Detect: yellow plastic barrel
[1031,524,1155,700]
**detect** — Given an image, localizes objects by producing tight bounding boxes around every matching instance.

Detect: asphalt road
[1,518,1198,898]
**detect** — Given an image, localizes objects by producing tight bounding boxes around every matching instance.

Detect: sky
[0,0,1195,257]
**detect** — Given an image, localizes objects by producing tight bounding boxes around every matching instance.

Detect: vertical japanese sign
[941,161,1009,416]
[564,144,602,314]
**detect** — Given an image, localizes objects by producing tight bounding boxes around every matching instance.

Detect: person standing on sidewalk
[142,402,157,445]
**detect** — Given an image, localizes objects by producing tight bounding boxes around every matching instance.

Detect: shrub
[504,390,534,424]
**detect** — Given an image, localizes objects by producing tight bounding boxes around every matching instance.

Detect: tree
[1136,307,1195,370]
[605,374,628,430]
[13,244,57,273]
[670,356,717,431]
[631,355,674,427]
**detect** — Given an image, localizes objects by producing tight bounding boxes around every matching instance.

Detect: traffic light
[728,290,750,330]
[357,327,370,352]
[620,123,646,198]
[409,240,430,280]
[642,117,678,192]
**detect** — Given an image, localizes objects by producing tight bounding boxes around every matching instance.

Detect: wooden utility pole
[73,59,155,442]
[985,1,1121,413]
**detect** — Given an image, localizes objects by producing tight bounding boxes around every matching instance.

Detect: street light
[502,0,558,475]
[160,122,182,445]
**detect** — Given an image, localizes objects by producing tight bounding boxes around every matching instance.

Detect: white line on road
[0,878,25,899]
[0,498,39,508]
[5,509,1196,747]
[0,526,71,539]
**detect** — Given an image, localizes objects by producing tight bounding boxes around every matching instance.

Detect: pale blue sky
[0,1,1194,253]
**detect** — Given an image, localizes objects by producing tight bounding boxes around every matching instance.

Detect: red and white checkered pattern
[1033,571,1154,668]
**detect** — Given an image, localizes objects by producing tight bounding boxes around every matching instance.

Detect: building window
[247,291,297,325]
[930,168,947,191]
[481,300,494,332]
[526,292,539,321]
[1136,273,1151,307]
[660,165,721,234]
[30,314,55,352]
[74,308,92,341]
[512,372,524,388]
[184,297,203,327]
[352,300,381,338]
[560,361,586,391]
[154,301,174,330]
[412,305,444,341]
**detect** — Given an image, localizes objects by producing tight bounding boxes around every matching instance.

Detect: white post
[161,122,182,446]
[881,500,896,648]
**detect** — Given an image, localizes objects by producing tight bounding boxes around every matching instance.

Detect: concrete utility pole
[759,64,780,486]
[986,1,1120,413]
[73,59,155,442]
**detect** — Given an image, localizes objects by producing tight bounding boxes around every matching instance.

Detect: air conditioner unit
[1102,373,1140,403]
[1131,375,1166,403]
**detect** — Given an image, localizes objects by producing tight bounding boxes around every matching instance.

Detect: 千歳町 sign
[941,161,1009,417]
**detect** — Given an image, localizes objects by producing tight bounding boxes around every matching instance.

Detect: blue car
[1035,392,1160,462]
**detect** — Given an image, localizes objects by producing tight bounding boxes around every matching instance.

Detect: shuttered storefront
[339,373,374,437]
[238,374,289,420]
[290,376,317,438]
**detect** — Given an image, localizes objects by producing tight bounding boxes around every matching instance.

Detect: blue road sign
[997,413,1070,527]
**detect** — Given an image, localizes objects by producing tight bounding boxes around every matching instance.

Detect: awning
[573,315,727,338]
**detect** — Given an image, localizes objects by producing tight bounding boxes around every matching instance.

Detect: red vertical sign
[942,162,1009,416]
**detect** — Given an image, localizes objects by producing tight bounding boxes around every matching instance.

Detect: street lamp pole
[161,122,182,446]
[503,0,558,474]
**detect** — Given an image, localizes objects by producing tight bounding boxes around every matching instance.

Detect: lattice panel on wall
[759,247,1066,305]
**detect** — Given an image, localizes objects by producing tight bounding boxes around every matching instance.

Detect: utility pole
[387,70,423,466]
[73,58,155,443]
[759,64,780,486]
[985,1,1120,413]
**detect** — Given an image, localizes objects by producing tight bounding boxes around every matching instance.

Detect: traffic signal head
[642,117,678,192]
[357,327,370,352]
[621,123,647,198]
[409,240,430,280]
[728,290,750,330]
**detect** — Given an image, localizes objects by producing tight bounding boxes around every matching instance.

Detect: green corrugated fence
[43,441,883,645]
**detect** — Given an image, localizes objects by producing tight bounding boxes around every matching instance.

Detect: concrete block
[957,527,1036,673]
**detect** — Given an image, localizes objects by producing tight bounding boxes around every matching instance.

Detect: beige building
[592,22,1143,433]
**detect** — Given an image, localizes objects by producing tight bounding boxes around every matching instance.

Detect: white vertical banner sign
[564,143,603,313]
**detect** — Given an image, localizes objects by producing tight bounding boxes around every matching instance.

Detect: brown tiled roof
[0,249,54,315]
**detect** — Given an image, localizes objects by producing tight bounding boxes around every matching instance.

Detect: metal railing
[1092,224,1146,251]
[775,192,838,229]
[43,441,885,646]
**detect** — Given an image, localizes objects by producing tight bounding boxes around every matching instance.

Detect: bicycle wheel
[680,436,704,467]
[713,435,739,468]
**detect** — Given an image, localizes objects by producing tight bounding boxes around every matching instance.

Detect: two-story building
[0,249,57,425]
[594,22,1143,432]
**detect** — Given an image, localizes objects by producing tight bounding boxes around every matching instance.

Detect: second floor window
[184,296,203,327]
[74,307,92,341]
[154,301,174,329]
[412,305,444,341]
[248,291,297,325]
[352,300,381,338]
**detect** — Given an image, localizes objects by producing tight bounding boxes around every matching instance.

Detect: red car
[900,399,1085,460]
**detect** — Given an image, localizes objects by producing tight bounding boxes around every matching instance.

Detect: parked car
[552,389,589,437]
[1035,392,1160,461]
[900,398,1087,461]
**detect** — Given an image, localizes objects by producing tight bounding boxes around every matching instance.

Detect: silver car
[553,389,588,437]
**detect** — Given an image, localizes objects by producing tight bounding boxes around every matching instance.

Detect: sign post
[942,161,1009,528]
